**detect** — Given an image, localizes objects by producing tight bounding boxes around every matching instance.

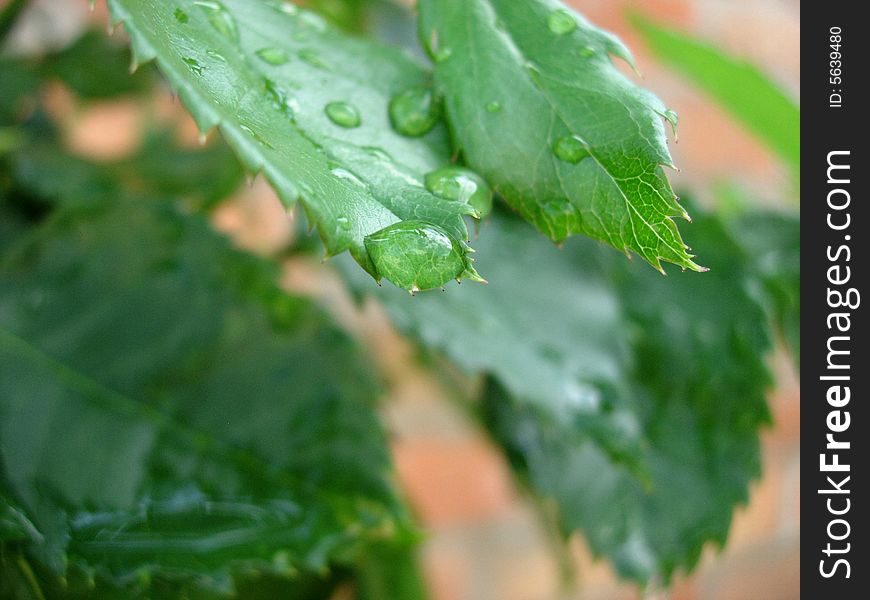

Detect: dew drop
[553,135,590,164]
[424,166,492,217]
[364,221,471,291]
[324,101,361,128]
[239,124,274,149]
[578,45,596,58]
[266,0,297,16]
[547,9,577,35]
[183,57,204,76]
[363,146,392,162]
[661,109,679,136]
[263,78,295,118]
[485,101,501,113]
[434,46,453,63]
[298,49,329,70]
[389,87,440,137]
[194,1,238,42]
[174,8,189,23]
[206,49,227,62]
[256,47,289,65]
[336,216,352,232]
[331,168,365,187]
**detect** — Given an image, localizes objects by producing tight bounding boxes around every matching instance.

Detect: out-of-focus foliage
[343,205,772,581]
[631,15,800,182]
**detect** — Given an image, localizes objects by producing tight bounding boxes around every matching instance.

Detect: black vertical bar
[803,4,867,596]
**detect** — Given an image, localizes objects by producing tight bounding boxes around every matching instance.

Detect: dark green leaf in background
[418,0,700,272]
[345,206,772,581]
[631,15,800,182]
[0,195,409,596]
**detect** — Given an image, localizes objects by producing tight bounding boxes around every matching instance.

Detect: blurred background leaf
[630,14,800,189]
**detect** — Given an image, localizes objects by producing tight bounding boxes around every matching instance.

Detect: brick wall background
[5,0,800,598]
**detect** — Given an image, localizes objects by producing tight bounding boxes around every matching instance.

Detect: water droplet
[174,8,189,23]
[298,49,329,70]
[336,216,351,230]
[239,124,274,149]
[547,9,577,35]
[553,135,590,164]
[364,221,470,291]
[256,47,289,65]
[206,49,226,62]
[324,101,361,128]
[434,46,453,63]
[661,109,679,136]
[183,57,204,75]
[485,101,501,113]
[263,78,294,118]
[363,146,392,162]
[194,1,239,42]
[298,11,327,32]
[578,46,596,58]
[424,166,492,217]
[331,168,365,187]
[389,87,440,137]
[266,0,297,16]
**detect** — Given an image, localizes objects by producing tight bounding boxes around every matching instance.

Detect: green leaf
[726,210,800,365]
[43,30,155,99]
[630,15,800,178]
[106,0,480,290]
[0,197,409,595]
[344,207,771,581]
[418,0,700,272]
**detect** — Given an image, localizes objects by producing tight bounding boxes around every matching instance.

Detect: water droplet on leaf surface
[547,9,577,35]
[183,57,204,75]
[389,87,440,137]
[424,166,492,217]
[364,221,482,291]
[485,101,501,113]
[324,102,361,128]
[256,47,289,65]
[298,49,329,70]
[174,8,189,23]
[194,1,239,42]
[553,135,590,164]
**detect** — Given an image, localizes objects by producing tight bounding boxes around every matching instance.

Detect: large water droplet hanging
[424,166,493,217]
[194,1,239,42]
[324,102,361,128]
[547,9,577,35]
[553,135,590,164]
[364,221,476,291]
[256,47,289,65]
[389,87,440,137]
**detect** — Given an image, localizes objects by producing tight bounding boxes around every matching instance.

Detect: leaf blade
[106,0,478,289]
[418,0,700,271]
